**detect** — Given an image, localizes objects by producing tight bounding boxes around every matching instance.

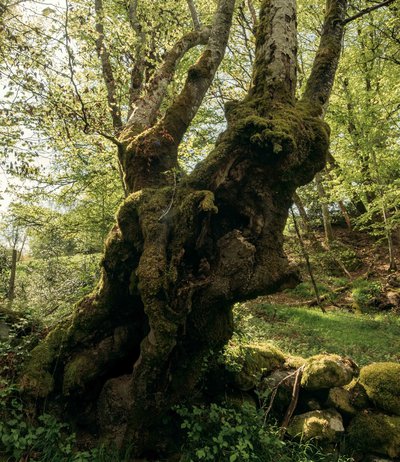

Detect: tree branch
[301,0,348,115]
[343,0,396,25]
[186,0,201,30]
[94,0,123,131]
[126,26,211,132]
[160,0,236,144]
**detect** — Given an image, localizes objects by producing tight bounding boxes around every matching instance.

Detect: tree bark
[20,0,348,458]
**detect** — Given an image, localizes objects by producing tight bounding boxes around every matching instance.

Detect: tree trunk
[20,0,348,458]
[6,248,17,306]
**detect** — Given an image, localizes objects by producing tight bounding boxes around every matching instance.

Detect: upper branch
[186,0,201,30]
[126,26,211,133]
[161,0,236,144]
[249,0,297,105]
[301,0,348,115]
[343,0,396,25]
[95,0,123,131]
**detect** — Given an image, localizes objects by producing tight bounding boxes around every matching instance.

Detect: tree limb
[159,0,236,145]
[186,0,201,30]
[94,0,123,131]
[126,26,211,132]
[343,0,396,25]
[301,0,348,115]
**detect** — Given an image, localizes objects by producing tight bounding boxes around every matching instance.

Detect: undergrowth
[177,402,353,462]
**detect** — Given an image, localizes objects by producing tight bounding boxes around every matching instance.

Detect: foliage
[351,278,382,312]
[0,384,133,461]
[177,402,352,462]
[13,253,101,324]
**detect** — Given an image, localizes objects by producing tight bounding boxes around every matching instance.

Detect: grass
[236,302,400,366]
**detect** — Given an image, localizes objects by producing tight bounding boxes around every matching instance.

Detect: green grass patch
[237,303,400,365]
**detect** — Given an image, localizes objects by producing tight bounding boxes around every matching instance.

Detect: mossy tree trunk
[21,0,348,457]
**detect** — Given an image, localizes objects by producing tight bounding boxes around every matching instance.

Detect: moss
[233,342,285,391]
[345,379,371,409]
[301,354,357,390]
[347,412,400,458]
[359,362,400,415]
[20,326,67,397]
[62,352,98,395]
[287,409,344,442]
[326,387,356,415]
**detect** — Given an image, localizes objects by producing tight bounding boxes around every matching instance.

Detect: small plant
[351,279,382,311]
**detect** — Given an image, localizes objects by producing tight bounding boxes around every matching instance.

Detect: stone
[301,354,357,390]
[233,342,285,391]
[287,409,344,442]
[326,387,356,415]
[359,362,400,416]
[347,412,400,459]
[345,379,370,409]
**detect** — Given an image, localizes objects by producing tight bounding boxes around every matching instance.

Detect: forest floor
[235,226,400,366]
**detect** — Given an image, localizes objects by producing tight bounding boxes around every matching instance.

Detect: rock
[260,369,296,413]
[345,379,370,409]
[234,342,285,391]
[287,409,344,442]
[327,387,356,415]
[224,390,257,410]
[359,362,400,416]
[97,375,132,447]
[301,354,357,390]
[347,412,400,459]
[305,398,322,411]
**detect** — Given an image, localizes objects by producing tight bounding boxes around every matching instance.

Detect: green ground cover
[237,302,400,365]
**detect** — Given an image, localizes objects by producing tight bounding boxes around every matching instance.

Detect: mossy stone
[234,342,285,391]
[301,354,357,390]
[326,387,356,415]
[345,379,370,409]
[287,409,344,442]
[347,412,400,458]
[359,362,400,416]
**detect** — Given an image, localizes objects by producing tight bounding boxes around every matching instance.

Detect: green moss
[233,342,285,391]
[327,387,356,415]
[347,412,400,458]
[344,379,370,409]
[62,353,95,395]
[20,326,67,397]
[301,354,356,390]
[359,362,400,415]
[287,409,344,442]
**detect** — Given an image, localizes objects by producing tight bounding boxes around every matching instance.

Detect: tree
[19,0,396,458]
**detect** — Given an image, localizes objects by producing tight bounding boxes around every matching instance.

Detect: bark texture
[20,0,348,458]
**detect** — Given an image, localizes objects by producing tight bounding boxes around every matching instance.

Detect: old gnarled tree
[20,0,369,457]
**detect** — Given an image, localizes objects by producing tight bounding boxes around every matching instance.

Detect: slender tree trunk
[6,248,17,306]
[315,172,334,245]
[293,191,311,234]
[21,0,349,458]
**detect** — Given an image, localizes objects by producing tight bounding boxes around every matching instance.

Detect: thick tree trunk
[20,0,347,458]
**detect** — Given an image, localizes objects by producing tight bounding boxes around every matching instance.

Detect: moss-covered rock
[301,354,357,390]
[359,362,400,416]
[326,387,356,415]
[233,342,285,391]
[347,412,400,458]
[344,378,370,409]
[287,409,344,442]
